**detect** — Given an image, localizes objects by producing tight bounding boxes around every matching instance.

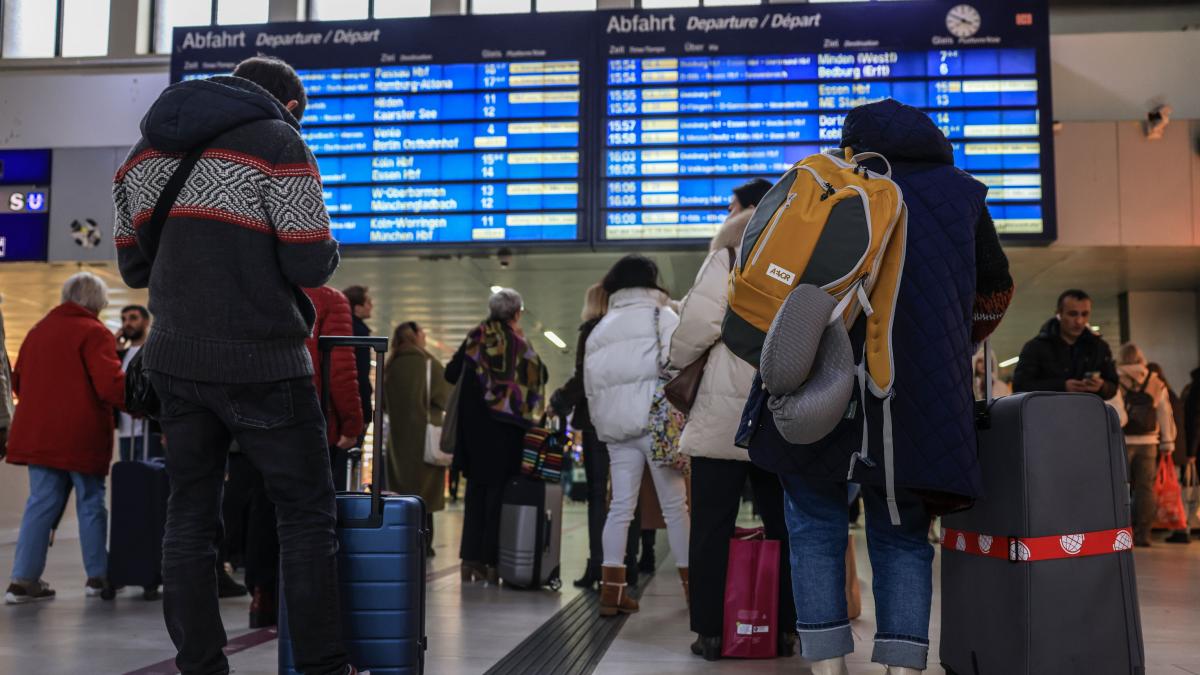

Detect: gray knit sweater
[114,76,339,383]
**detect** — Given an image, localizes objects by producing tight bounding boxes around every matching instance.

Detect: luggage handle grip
[542,508,553,553]
[975,338,995,430]
[320,334,389,528]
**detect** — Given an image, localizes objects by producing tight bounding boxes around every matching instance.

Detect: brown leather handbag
[664,247,736,414]
[664,350,711,414]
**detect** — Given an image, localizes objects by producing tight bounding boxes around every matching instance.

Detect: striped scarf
[463,320,546,427]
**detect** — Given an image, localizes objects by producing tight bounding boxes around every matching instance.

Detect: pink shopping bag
[721,527,780,659]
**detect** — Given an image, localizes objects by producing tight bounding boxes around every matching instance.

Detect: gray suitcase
[940,390,1145,675]
[498,476,563,590]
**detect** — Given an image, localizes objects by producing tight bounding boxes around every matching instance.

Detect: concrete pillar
[107,0,142,57]
[1120,290,1200,392]
[268,0,302,22]
[431,0,466,15]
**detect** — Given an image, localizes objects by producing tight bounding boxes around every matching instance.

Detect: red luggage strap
[941,526,1134,562]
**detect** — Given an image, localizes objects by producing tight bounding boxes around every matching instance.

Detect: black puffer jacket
[1011,319,1119,400]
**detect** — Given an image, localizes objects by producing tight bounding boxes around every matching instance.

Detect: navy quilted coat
[743,99,987,504]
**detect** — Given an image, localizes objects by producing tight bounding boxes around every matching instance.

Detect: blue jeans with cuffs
[780,472,933,669]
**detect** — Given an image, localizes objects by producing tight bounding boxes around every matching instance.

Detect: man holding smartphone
[1012,289,1119,399]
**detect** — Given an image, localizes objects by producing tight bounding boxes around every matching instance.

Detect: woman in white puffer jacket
[669,179,796,660]
[585,254,690,618]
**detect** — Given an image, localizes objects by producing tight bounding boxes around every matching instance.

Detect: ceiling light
[543,331,567,349]
[999,356,1020,368]
[490,285,503,294]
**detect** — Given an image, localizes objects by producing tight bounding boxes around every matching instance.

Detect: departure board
[598,0,1054,243]
[171,13,592,247]
[169,0,1054,249]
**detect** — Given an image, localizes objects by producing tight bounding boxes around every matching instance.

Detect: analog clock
[946,4,982,39]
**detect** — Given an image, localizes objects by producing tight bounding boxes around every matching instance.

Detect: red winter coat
[6,303,126,476]
[303,287,365,445]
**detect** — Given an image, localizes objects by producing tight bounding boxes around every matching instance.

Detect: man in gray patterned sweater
[114,57,360,675]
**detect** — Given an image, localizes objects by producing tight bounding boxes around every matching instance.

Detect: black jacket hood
[840,98,954,166]
[140,76,298,152]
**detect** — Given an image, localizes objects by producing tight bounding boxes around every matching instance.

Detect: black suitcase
[106,426,169,600]
[940,386,1145,675]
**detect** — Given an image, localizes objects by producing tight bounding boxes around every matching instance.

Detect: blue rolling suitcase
[279,336,428,675]
[105,425,168,600]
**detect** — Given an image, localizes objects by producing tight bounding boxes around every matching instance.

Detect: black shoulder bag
[125,143,210,418]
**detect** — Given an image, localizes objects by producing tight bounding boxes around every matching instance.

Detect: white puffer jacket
[670,209,757,461]
[585,287,678,445]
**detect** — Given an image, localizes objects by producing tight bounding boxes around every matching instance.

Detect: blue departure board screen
[170,0,1054,248]
[598,0,1053,243]
[171,13,592,247]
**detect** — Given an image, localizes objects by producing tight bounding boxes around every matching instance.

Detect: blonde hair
[1118,342,1146,366]
[61,272,109,314]
[581,283,608,322]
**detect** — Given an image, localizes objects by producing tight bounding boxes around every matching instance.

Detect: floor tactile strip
[483,572,655,675]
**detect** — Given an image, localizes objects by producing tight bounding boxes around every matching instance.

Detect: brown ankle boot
[599,565,638,617]
[678,567,690,609]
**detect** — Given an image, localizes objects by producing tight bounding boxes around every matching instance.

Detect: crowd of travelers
[0,55,1196,675]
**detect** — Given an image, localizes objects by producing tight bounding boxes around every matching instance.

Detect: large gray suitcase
[498,476,564,590]
[940,391,1145,675]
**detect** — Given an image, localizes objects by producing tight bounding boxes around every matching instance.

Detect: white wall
[0,66,167,149]
[1050,31,1200,121]
[1124,291,1200,392]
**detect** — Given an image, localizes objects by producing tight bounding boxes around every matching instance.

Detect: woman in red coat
[5,272,125,604]
[303,285,365,487]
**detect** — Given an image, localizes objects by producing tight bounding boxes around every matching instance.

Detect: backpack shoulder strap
[135,142,211,261]
[725,246,736,269]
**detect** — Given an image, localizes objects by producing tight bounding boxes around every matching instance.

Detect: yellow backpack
[722,149,908,396]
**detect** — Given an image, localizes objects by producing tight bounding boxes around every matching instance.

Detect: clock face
[946,4,982,38]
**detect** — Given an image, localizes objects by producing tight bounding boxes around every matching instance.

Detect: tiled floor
[1,500,1198,674]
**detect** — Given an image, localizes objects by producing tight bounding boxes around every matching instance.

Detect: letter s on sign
[8,192,24,212]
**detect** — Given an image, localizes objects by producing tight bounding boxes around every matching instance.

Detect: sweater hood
[840,98,954,166]
[609,287,670,311]
[710,208,754,252]
[140,76,297,152]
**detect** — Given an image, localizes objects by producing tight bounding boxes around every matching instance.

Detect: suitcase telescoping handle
[319,335,389,529]
[976,338,995,430]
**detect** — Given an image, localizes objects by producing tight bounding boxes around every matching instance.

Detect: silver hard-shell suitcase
[498,476,563,590]
[940,384,1145,675]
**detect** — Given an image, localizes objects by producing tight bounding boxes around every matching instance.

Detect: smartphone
[1083,371,1101,380]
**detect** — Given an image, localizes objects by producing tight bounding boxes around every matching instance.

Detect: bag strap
[725,246,736,270]
[653,307,666,373]
[135,143,210,261]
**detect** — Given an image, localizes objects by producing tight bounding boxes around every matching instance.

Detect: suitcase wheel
[143,587,160,601]
[548,577,562,592]
[100,587,116,601]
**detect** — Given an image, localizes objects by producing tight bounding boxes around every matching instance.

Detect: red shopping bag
[1154,454,1188,530]
[721,527,780,659]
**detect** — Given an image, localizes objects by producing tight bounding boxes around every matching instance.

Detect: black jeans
[581,430,642,568]
[688,456,795,638]
[151,372,347,675]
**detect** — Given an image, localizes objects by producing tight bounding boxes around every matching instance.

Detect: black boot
[638,530,656,573]
[573,560,600,589]
[216,563,248,599]
[778,630,798,658]
[690,635,721,661]
[624,554,640,588]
